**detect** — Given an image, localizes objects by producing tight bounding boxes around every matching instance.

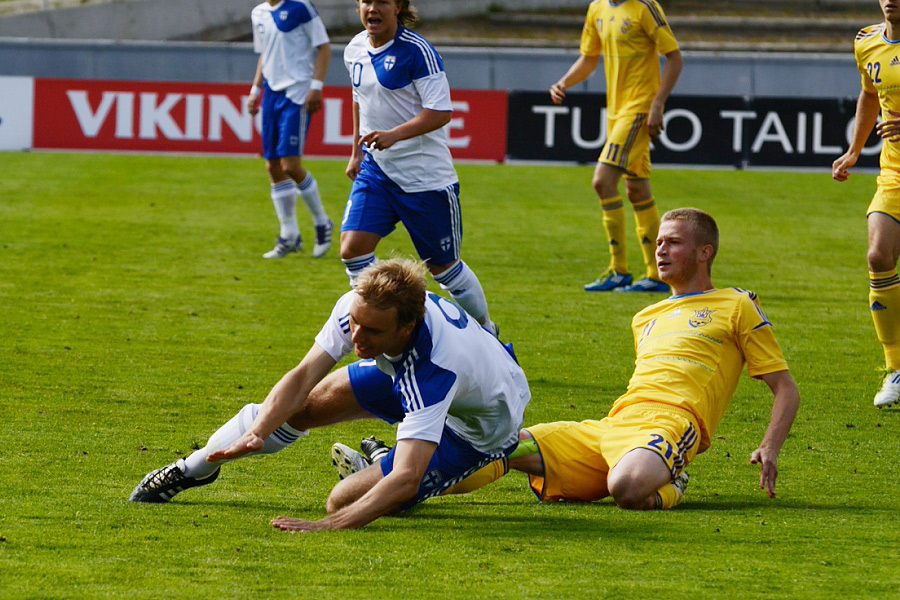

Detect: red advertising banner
[32,78,508,161]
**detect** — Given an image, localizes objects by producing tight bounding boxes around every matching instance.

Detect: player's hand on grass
[207,432,265,461]
[877,109,900,142]
[271,515,333,532]
[750,447,778,498]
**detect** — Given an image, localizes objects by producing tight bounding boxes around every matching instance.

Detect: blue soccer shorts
[347,358,512,510]
[260,82,311,159]
[341,153,462,266]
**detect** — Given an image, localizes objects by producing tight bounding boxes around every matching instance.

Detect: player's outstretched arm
[207,345,337,461]
[750,370,800,498]
[833,88,880,181]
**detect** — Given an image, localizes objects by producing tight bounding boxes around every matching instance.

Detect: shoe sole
[331,444,367,480]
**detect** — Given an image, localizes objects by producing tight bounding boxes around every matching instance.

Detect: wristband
[249,85,260,95]
[310,79,324,91]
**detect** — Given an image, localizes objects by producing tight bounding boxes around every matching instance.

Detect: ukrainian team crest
[384,55,396,70]
[688,308,715,328]
[621,17,631,34]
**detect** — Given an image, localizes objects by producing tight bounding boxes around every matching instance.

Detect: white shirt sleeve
[304,15,330,48]
[395,389,455,444]
[313,291,355,362]
[414,71,453,112]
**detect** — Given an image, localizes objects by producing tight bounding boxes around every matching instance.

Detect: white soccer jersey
[315,291,531,452]
[343,27,458,193]
[251,0,329,105]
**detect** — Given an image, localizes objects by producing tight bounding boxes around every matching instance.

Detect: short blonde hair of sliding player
[660,207,720,273]
[354,257,428,326]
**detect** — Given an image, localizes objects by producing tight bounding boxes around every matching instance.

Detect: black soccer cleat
[129,458,220,503]
[360,435,391,463]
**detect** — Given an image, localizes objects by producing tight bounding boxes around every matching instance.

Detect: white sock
[182,403,307,479]
[271,179,299,240]
[297,172,329,226]
[342,252,377,285]
[433,260,495,333]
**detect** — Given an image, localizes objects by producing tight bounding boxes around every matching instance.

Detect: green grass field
[1,151,898,599]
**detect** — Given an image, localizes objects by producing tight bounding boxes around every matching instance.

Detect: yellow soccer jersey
[855,23,900,173]
[610,288,788,453]
[580,0,679,118]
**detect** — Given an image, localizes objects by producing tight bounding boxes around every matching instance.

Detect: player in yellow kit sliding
[337,208,801,509]
[550,0,683,292]
[833,0,900,407]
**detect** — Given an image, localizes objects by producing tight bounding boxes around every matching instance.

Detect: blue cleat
[617,277,670,292]
[584,270,632,291]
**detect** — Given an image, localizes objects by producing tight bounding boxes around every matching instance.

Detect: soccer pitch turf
[1,151,898,599]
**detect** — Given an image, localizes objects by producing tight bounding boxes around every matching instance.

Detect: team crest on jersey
[422,469,444,489]
[280,10,288,20]
[621,18,631,34]
[384,55,396,70]
[688,308,715,328]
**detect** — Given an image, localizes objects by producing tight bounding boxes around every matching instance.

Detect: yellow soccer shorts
[524,403,700,502]
[599,112,652,179]
[869,169,900,221]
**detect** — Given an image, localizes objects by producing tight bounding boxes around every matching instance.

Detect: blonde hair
[661,207,719,271]
[355,257,427,325]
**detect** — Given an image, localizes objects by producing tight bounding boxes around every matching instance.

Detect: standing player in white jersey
[339,0,498,336]
[129,258,530,531]
[249,0,334,259]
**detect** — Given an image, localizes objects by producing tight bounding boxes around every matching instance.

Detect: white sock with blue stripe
[182,403,307,479]
[433,260,496,334]
[297,172,329,226]
[271,179,299,240]
[342,252,377,285]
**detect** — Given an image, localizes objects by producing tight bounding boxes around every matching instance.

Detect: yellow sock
[654,482,683,509]
[442,458,509,495]
[870,269,900,369]
[633,197,660,279]
[601,195,628,273]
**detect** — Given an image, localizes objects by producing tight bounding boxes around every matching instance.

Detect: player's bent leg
[325,461,385,514]
[607,447,674,510]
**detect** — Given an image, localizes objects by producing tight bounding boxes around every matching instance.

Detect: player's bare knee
[607,470,645,509]
[867,246,895,272]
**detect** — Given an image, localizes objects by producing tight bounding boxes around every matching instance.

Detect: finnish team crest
[280,10,288,20]
[384,55,396,70]
[688,307,715,328]
[440,236,452,252]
